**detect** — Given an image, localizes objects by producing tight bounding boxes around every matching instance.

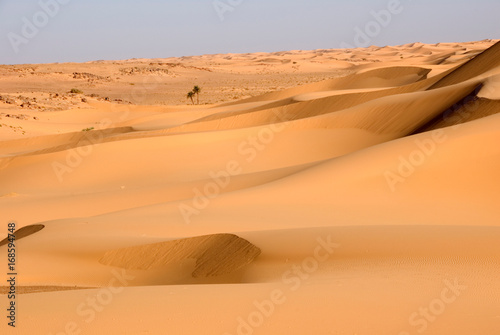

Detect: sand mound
[421,51,457,65]
[0,224,44,246]
[99,234,261,278]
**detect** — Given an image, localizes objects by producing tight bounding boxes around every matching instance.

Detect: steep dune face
[1,40,500,335]
[414,95,500,134]
[429,41,500,89]
[412,43,500,133]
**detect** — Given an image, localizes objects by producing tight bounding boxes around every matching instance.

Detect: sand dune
[1,40,499,335]
[429,40,500,89]
[222,66,434,105]
[99,233,261,278]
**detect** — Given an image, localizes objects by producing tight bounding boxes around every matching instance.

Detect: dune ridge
[429,40,500,89]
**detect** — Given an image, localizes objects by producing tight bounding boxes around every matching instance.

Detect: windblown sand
[1,40,500,334]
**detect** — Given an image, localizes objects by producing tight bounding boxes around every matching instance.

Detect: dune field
[1,39,500,334]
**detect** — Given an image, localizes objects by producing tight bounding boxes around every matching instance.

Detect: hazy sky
[0,0,498,64]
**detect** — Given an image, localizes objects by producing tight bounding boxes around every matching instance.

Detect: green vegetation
[186,91,195,105]
[192,85,201,105]
[187,85,202,105]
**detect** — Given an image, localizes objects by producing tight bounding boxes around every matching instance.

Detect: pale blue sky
[0,0,498,64]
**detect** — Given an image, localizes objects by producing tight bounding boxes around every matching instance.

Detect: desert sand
[1,39,500,334]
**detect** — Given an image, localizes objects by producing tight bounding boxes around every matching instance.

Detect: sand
[0,39,499,334]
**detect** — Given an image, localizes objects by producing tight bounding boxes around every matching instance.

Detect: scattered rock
[73,72,112,82]
[120,67,170,76]
[1,113,30,120]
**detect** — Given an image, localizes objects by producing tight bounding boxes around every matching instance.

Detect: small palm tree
[187,91,195,105]
[192,86,201,105]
